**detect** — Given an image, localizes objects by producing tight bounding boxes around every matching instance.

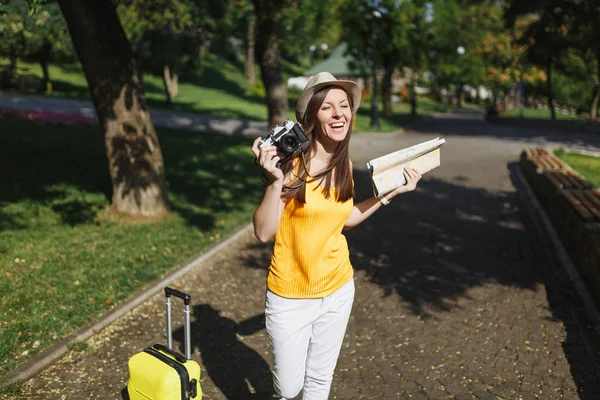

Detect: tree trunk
[254,15,287,128]
[410,75,417,117]
[590,50,600,121]
[246,16,256,86]
[37,39,52,93]
[382,63,394,119]
[58,0,169,217]
[546,59,556,120]
[253,1,290,128]
[162,65,178,103]
[503,92,510,115]
[40,60,51,93]
[181,28,205,80]
[8,49,17,81]
[456,84,463,108]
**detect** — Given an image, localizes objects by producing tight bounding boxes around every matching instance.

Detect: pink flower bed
[0,107,95,126]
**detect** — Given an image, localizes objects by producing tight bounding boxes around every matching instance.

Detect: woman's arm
[344,167,421,230]
[253,181,287,242]
[251,137,287,242]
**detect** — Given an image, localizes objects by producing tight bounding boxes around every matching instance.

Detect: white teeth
[331,123,344,128]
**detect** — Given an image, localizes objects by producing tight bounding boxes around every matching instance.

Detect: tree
[475,6,542,114]
[58,0,169,217]
[251,0,299,128]
[117,0,232,102]
[505,0,573,120]
[380,0,428,117]
[0,0,72,91]
[553,49,598,114]
[281,0,345,65]
[564,0,600,120]
[428,0,487,108]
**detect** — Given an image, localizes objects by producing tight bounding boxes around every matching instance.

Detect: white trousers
[265,279,355,400]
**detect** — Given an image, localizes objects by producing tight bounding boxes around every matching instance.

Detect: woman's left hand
[392,167,421,195]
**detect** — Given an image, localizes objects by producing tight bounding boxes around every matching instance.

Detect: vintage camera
[258,119,309,166]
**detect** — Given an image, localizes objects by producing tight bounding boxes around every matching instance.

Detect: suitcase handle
[152,343,187,364]
[164,287,192,360]
[165,287,191,305]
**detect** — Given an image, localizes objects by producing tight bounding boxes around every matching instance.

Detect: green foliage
[117,0,233,79]
[428,0,486,87]
[280,0,345,63]
[505,0,600,116]
[0,1,72,62]
[553,49,598,111]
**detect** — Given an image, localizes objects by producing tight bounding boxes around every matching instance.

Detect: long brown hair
[281,85,355,203]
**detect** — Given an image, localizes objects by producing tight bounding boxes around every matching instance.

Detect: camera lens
[280,135,299,153]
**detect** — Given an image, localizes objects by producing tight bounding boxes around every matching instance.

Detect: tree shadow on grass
[50,79,92,99]
[0,119,262,232]
[149,103,267,123]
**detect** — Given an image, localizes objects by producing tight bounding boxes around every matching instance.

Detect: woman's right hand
[252,137,284,183]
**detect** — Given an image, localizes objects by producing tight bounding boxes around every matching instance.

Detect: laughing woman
[251,72,421,400]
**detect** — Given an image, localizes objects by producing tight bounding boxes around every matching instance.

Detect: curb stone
[0,223,254,387]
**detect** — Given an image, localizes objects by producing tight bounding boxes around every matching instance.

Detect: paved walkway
[0,92,268,136]
[3,93,600,399]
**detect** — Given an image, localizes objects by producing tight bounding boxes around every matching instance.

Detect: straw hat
[295,72,361,122]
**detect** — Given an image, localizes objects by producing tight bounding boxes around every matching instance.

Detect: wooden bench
[544,171,594,191]
[520,149,600,307]
[563,189,600,222]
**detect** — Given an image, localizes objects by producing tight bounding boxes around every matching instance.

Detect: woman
[251,72,421,399]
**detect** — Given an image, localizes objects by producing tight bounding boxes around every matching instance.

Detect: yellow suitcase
[127,287,202,400]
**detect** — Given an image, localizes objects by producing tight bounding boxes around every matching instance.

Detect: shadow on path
[346,167,541,317]
[173,304,274,399]
[508,162,600,399]
[337,163,600,398]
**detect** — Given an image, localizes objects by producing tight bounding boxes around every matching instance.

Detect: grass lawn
[1,56,453,133]
[554,148,600,187]
[0,119,263,379]
[505,107,586,121]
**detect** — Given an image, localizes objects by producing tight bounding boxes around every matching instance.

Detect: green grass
[554,148,600,187]
[0,381,23,397]
[505,106,585,121]
[0,119,263,378]
[352,96,459,132]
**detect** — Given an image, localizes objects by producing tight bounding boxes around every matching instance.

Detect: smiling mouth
[329,123,345,129]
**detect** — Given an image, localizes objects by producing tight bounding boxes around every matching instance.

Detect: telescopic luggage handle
[164,287,192,360]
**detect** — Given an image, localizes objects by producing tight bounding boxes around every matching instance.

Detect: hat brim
[296,80,362,122]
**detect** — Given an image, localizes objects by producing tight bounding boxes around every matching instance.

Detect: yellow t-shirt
[267,178,354,298]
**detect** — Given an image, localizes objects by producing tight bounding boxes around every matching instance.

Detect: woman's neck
[306,137,337,178]
[311,135,337,164]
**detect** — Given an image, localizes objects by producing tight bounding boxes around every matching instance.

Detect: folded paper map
[366,137,446,197]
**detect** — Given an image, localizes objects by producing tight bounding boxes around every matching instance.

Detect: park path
[3,94,600,399]
[0,91,268,136]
